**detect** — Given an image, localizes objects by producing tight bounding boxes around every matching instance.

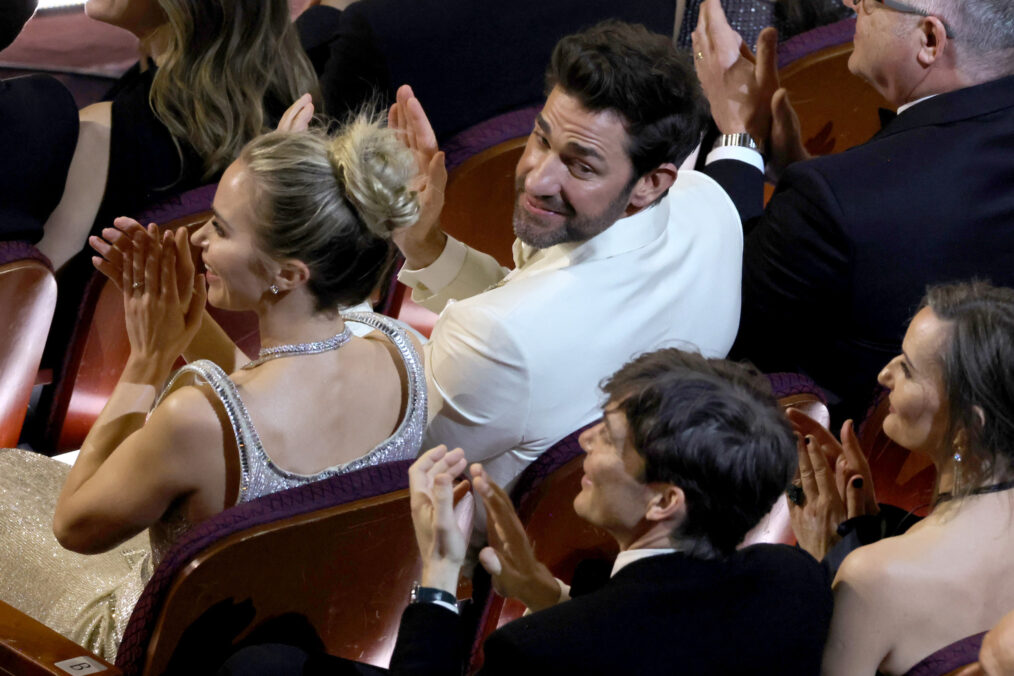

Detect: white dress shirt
[399,170,742,492]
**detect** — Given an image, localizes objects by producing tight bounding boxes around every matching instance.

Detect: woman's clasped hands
[89,217,206,366]
[787,409,880,560]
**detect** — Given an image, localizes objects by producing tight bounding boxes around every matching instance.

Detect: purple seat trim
[766,372,828,404]
[0,240,52,270]
[443,106,541,172]
[468,423,595,672]
[115,458,413,674]
[778,18,856,69]
[903,631,986,676]
[134,183,217,226]
[510,422,596,511]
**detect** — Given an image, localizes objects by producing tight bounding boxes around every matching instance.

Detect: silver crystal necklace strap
[242,325,353,370]
[152,359,260,497]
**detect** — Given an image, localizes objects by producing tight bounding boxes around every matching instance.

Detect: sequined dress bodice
[675,0,853,50]
[155,311,425,507]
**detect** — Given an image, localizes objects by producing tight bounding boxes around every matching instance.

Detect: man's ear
[273,258,312,292]
[626,163,678,213]
[915,16,949,68]
[645,484,685,525]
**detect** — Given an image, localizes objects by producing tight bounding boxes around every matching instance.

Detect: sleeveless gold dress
[0,312,425,661]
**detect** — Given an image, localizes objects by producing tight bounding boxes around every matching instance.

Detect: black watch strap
[410,581,457,607]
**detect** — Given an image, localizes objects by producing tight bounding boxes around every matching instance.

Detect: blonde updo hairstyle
[239,117,420,312]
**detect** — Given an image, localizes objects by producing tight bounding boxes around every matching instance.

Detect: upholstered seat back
[0,241,56,447]
[117,459,415,675]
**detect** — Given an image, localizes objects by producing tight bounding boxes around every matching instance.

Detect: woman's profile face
[191,160,277,312]
[877,307,953,459]
[85,0,164,37]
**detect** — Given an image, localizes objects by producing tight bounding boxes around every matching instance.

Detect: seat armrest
[0,600,120,675]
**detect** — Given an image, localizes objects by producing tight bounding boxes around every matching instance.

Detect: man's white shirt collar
[611,548,677,577]
[897,94,939,116]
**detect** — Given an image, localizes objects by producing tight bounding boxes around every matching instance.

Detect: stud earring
[953,437,967,464]
[269,284,280,295]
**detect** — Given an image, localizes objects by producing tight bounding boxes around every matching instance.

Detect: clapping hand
[692,0,779,142]
[472,464,562,612]
[765,88,810,182]
[101,222,205,366]
[786,409,879,560]
[387,84,447,269]
[409,445,471,594]
[90,217,198,311]
[277,93,315,133]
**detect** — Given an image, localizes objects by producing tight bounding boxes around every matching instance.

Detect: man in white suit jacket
[392,21,743,491]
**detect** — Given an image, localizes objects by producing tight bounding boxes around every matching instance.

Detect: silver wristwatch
[714,132,759,151]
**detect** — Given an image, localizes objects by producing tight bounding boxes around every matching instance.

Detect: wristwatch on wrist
[714,132,760,151]
[409,581,457,607]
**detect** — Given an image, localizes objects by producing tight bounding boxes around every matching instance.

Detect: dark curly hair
[602,349,796,559]
[546,21,710,180]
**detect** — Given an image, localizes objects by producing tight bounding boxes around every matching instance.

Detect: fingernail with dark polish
[852,477,864,489]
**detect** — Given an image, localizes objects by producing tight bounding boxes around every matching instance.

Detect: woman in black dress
[37,0,319,270]
[0,0,78,244]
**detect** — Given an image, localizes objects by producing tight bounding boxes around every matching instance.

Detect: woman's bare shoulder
[147,382,225,446]
[79,101,112,126]
[836,529,937,599]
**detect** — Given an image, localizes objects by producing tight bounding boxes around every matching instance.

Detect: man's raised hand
[692,1,779,143]
[388,84,448,270]
[408,445,469,594]
[473,464,563,612]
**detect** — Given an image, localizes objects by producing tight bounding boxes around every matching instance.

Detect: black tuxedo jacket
[295,1,674,141]
[708,75,1014,420]
[0,74,78,243]
[390,545,831,675]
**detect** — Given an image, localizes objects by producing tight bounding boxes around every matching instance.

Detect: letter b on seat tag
[55,656,106,673]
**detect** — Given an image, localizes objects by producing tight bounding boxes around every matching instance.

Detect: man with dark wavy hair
[391,21,743,506]
[218,349,832,674]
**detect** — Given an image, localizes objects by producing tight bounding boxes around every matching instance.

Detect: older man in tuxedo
[694,0,1014,420]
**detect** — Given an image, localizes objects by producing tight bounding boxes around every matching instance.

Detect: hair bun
[328,117,420,239]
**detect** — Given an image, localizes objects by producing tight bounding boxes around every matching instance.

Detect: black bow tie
[878,107,898,128]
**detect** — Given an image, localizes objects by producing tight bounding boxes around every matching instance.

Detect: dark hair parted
[602,350,797,559]
[546,21,710,178]
[240,117,419,312]
[922,281,1014,492]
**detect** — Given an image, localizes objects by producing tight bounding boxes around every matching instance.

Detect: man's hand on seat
[472,464,564,613]
[388,84,448,270]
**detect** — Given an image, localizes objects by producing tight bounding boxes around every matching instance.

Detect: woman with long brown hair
[793,281,1014,675]
[38,0,319,270]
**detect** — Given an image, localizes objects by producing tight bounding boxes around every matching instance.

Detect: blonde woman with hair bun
[38,0,319,271]
[0,113,429,660]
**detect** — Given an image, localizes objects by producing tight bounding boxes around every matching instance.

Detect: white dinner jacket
[399,169,743,489]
